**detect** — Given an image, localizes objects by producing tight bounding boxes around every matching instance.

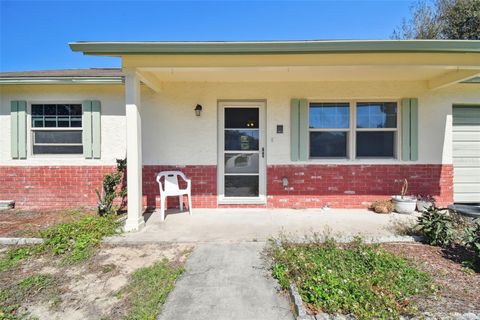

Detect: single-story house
[1,40,479,231]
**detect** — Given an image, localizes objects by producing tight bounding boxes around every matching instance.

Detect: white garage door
[453,105,480,203]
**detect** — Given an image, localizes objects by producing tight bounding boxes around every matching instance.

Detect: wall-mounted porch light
[195,104,203,116]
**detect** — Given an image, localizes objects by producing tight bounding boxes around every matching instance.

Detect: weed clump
[268,237,434,319]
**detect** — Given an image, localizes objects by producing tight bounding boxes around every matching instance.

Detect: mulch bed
[381,243,480,315]
[0,209,93,237]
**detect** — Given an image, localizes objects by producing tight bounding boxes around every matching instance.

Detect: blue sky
[0,0,415,72]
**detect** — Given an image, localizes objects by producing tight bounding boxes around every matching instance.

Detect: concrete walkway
[158,242,292,320]
[109,209,417,320]
[108,208,417,244]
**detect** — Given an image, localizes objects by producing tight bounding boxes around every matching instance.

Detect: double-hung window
[309,103,350,158]
[31,104,83,155]
[308,101,398,159]
[355,102,397,158]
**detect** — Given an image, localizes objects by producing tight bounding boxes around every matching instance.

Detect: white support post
[124,69,145,231]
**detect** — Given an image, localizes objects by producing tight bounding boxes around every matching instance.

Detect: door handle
[261,147,264,158]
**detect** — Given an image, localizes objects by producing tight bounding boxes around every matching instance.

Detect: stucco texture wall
[140,81,479,166]
[0,84,126,166]
[1,82,479,166]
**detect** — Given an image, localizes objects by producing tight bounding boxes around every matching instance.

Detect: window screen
[31,104,83,155]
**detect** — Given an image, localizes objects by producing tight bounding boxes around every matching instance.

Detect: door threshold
[217,197,267,205]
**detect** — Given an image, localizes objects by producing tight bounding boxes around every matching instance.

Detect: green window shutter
[298,99,309,161]
[11,102,18,158]
[83,101,93,158]
[91,100,101,159]
[401,98,418,161]
[83,100,101,159]
[410,98,418,161]
[290,99,299,161]
[401,99,411,161]
[11,100,27,159]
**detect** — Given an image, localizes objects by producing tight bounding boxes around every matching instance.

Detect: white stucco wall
[140,81,479,165]
[0,84,126,166]
[1,81,478,166]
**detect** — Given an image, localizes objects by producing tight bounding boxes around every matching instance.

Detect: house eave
[0,76,124,85]
[69,40,480,56]
[462,76,480,83]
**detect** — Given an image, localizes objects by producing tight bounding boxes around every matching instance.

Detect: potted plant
[392,179,417,214]
[416,194,436,212]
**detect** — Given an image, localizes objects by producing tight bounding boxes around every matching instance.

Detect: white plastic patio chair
[156,171,192,221]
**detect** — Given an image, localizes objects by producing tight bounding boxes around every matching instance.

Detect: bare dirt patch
[1,243,192,320]
[0,209,94,237]
[381,242,480,315]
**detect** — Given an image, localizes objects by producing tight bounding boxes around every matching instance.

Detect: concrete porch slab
[106,208,418,244]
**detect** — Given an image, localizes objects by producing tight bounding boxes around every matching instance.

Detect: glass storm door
[218,102,266,203]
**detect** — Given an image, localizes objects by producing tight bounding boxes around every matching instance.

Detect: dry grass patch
[0,243,192,320]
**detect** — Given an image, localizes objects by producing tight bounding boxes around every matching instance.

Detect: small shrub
[370,200,394,214]
[416,194,436,204]
[465,219,480,264]
[96,158,127,215]
[417,207,455,247]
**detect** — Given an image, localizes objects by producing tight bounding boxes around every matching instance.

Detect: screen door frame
[217,100,266,204]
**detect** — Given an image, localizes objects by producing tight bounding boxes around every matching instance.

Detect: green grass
[0,212,121,272]
[0,274,56,319]
[268,237,435,320]
[0,247,34,272]
[119,259,184,320]
[39,213,120,264]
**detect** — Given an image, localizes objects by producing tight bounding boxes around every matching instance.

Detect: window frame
[307,99,401,161]
[308,101,351,159]
[28,101,84,158]
[354,101,400,160]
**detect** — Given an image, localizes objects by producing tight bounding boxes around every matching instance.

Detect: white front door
[218,101,266,204]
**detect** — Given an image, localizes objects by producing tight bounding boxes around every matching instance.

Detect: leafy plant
[417,194,436,203]
[39,213,120,264]
[0,247,34,272]
[0,212,121,272]
[96,158,127,215]
[417,207,454,247]
[465,219,480,263]
[268,238,433,319]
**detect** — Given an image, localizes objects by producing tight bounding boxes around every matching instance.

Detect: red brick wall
[0,166,114,209]
[142,165,217,208]
[267,164,453,208]
[0,164,453,210]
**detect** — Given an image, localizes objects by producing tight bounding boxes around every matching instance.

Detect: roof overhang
[69,40,480,56]
[0,76,123,85]
[463,76,480,83]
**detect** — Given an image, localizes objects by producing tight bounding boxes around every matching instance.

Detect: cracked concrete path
[158,242,293,320]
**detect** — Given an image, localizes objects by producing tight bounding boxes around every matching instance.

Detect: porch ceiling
[138,65,474,83]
